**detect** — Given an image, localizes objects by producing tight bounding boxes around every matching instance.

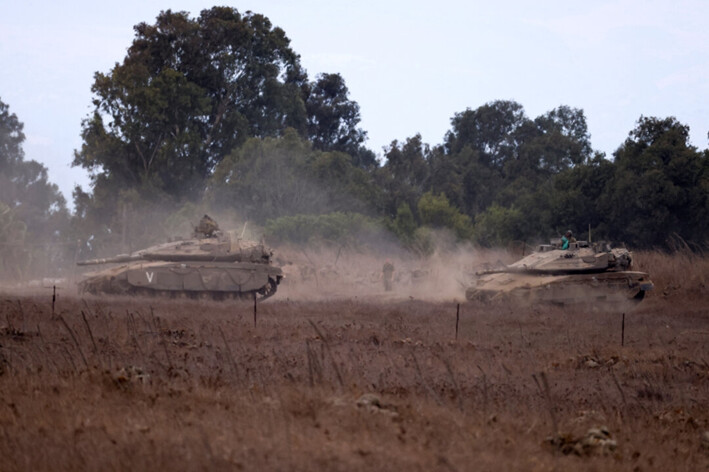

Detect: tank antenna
[588,224,592,243]
[240,222,248,239]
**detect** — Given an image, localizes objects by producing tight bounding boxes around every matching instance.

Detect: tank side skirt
[81,261,281,300]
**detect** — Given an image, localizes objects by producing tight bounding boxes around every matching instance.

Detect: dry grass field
[1,250,708,471]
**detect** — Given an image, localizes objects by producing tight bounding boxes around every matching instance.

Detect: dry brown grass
[634,250,709,300]
[1,250,709,471]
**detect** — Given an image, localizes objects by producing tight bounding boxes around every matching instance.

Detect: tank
[466,239,653,306]
[77,216,283,300]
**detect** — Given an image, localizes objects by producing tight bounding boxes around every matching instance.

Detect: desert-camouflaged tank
[466,239,653,306]
[77,216,283,300]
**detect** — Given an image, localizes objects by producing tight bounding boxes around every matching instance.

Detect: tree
[417,191,473,239]
[73,7,309,207]
[473,204,525,247]
[0,98,70,280]
[208,129,376,223]
[550,153,615,240]
[444,100,527,169]
[392,202,417,242]
[72,7,375,251]
[305,73,374,168]
[0,202,28,280]
[511,105,593,178]
[441,101,529,217]
[0,98,24,172]
[437,102,598,243]
[376,135,431,218]
[602,116,709,247]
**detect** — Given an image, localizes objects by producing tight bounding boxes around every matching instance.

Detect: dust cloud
[29,200,514,304]
[272,237,513,303]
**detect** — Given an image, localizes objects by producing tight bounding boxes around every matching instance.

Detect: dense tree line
[69,7,708,254]
[4,7,708,274]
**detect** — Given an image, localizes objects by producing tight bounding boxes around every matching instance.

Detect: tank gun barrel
[475,267,524,276]
[476,268,508,276]
[77,254,143,266]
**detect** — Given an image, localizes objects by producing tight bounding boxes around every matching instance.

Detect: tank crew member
[561,230,576,250]
[195,214,220,238]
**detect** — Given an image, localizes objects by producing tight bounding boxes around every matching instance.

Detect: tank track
[468,279,647,305]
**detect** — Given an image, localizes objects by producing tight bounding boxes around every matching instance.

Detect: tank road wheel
[105,278,133,296]
[132,287,157,298]
[159,290,176,299]
[211,292,227,302]
[78,280,94,295]
[256,277,279,301]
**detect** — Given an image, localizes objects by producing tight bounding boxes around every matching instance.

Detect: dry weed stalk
[532,371,558,436]
[57,314,88,370]
[305,338,323,387]
[218,326,239,381]
[80,310,98,355]
[410,351,442,406]
[439,355,463,412]
[307,319,343,388]
[477,364,489,417]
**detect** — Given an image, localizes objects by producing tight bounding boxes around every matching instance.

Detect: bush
[473,204,525,247]
[264,212,385,246]
[417,192,473,240]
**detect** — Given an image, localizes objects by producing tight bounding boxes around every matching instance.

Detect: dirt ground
[1,252,709,471]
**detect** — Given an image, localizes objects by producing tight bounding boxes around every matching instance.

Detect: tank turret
[78,231,273,265]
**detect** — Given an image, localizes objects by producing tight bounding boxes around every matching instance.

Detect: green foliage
[59,8,708,254]
[417,192,473,240]
[0,202,29,279]
[0,99,25,172]
[74,9,303,203]
[437,102,595,219]
[9,0,709,267]
[209,129,377,223]
[392,202,417,241]
[51,1,709,253]
[473,204,525,247]
[72,7,370,238]
[71,58,709,251]
[445,100,526,167]
[0,98,70,279]
[375,135,431,218]
[305,73,374,168]
[264,212,383,246]
[601,116,709,247]
[162,202,208,237]
[524,105,593,174]
[409,226,435,256]
[550,153,615,240]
